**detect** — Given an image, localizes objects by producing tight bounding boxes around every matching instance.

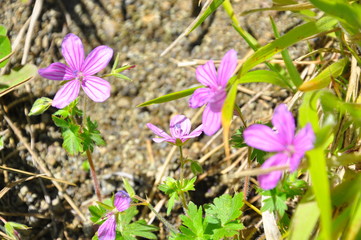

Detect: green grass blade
[238,70,289,88]
[188,0,225,34]
[270,16,302,88]
[240,16,338,76]
[299,58,348,91]
[137,86,201,107]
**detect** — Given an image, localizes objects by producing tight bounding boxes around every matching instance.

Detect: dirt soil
[0,0,306,239]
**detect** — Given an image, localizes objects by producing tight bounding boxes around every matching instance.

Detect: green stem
[234,104,247,128]
[178,145,188,211]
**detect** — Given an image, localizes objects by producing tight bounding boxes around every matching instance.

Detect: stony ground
[0,0,306,239]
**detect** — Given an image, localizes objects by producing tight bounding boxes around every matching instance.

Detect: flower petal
[82,46,113,75]
[258,153,288,190]
[98,215,116,240]
[243,124,286,152]
[217,49,238,87]
[202,104,222,136]
[61,33,84,71]
[196,60,218,89]
[82,76,111,102]
[290,123,315,171]
[114,191,131,212]
[169,115,191,138]
[146,123,172,139]
[153,137,175,143]
[272,104,295,145]
[185,124,203,138]
[52,80,81,109]
[38,62,74,80]
[189,88,212,108]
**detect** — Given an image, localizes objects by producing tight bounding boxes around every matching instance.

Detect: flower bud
[28,97,52,116]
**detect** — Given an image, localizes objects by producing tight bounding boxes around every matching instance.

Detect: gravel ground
[0,0,307,239]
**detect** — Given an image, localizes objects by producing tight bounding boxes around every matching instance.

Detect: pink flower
[189,49,238,136]
[147,115,203,144]
[243,104,315,190]
[38,33,113,109]
[98,191,131,240]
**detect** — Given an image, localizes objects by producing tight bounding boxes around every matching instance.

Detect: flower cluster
[243,104,315,189]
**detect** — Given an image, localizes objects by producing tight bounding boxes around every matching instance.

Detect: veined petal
[186,124,203,138]
[52,80,81,109]
[146,123,172,139]
[272,104,295,145]
[294,123,315,153]
[202,104,222,136]
[258,153,288,190]
[38,62,74,80]
[114,191,131,212]
[217,49,238,87]
[196,60,218,89]
[61,33,84,71]
[153,137,175,143]
[82,46,113,75]
[189,88,212,108]
[243,124,286,152]
[82,76,111,102]
[289,152,304,172]
[98,215,116,240]
[169,115,191,138]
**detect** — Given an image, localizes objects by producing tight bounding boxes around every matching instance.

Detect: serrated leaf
[124,219,158,239]
[299,58,348,91]
[89,205,107,223]
[81,117,105,152]
[137,86,201,107]
[188,0,225,34]
[0,64,37,96]
[261,193,288,217]
[178,202,208,239]
[206,192,244,226]
[52,115,69,128]
[62,124,83,155]
[212,222,244,240]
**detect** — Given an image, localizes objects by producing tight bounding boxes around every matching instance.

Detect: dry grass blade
[0,165,76,186]
[233,165,289,178]
[262,195,282,240]
[160,0,212,56]
[0,175,39,199]
[0,231,13,240]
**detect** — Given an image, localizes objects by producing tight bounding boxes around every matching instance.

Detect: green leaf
[212,222,244,240]
[29,97,52,116]
[0,64,37,96]
[178,202,208,239]
[190,160,203,175]
[299,58,348,91]
[137,86,201,107]
[308,0,361,37]
[52,115,69,128]
[0,135,4,151]
[0,35,11,68]
[0,25,7,35]
[206,192,244,226]
[238,70,289,88]
[88,204,107,223]
[188,0,225,34]
[124,219,158,239]
[81,117,106,152]
[261,193,288,217]
[62,124,83,155]
[240,16,338,76]
[122,178,135,198]
[289,190,320,240]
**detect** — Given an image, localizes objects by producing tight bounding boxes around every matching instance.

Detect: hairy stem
[178,145,188,211]
[86,149,102,201]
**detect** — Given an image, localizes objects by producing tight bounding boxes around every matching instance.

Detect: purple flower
[38,33,113,109]
[243,104,315,190]
[146,115,203,144]
[189,49,238,136]
[97,191,131,240]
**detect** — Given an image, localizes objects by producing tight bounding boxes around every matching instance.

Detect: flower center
[74,70,84,82]
[284,145,295,157]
